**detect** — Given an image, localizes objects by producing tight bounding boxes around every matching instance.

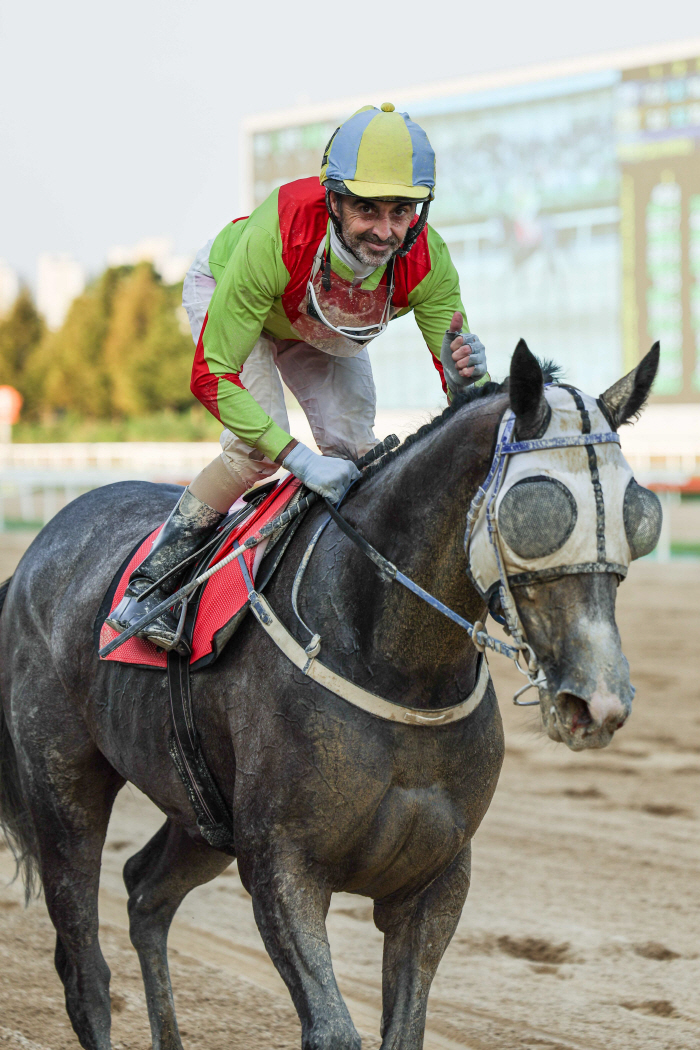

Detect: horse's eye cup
[623,479,662,560]
[498,476,577,559]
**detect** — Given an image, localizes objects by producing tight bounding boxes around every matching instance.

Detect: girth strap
[166,651,236,853]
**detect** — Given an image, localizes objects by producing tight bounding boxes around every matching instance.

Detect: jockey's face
[330,193,417,268]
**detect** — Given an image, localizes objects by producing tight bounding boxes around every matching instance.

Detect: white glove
[440,330,488,393]
[283,442,361,503]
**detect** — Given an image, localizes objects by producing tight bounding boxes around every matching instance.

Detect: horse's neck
[335,398,504,707]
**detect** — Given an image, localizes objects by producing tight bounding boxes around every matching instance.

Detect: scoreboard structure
[242,40,700,407]
[618,59,700,397]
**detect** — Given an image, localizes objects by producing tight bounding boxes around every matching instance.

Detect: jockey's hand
[282,442,361,503]
[440,311,488,394]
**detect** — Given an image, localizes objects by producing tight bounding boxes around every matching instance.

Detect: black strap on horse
[167,653,235,852]
[166,434,400,854]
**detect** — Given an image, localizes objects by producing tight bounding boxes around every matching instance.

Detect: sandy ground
[0,529,699,1050]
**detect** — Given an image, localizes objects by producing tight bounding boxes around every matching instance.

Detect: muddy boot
[106,489,225,654]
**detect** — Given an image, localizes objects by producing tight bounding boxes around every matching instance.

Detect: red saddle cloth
[99,475,301,670]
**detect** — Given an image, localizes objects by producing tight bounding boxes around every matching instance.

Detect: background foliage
[0,264,219,439]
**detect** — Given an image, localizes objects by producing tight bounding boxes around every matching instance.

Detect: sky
[2,0,700,285]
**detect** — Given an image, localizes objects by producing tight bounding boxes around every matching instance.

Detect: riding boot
[106,489,225,654]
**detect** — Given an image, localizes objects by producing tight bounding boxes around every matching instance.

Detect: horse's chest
[342,783,472,897]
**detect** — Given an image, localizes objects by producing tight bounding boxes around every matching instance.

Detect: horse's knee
[127,890,169,949]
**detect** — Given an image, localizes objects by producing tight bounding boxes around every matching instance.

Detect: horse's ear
[598,343,660,429]
[510,339,549,440]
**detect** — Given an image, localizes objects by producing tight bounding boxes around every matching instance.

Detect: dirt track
[1,546,699,1050]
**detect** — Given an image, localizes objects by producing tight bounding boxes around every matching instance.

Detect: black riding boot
[106,489,225,654]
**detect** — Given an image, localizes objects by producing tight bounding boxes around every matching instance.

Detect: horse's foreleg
[374,845,471,1050]
[247,854,360,1050]
[124,819,231,1050]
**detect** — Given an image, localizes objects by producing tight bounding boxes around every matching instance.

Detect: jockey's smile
[329,193,416,267]
[106,102,491,653]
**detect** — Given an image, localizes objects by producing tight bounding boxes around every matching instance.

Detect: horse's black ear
[598,343,660,429]
[510,339,548,440]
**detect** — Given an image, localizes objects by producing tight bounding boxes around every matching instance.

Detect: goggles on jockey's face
[305,238,394,344]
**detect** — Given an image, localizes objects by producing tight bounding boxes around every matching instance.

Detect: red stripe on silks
[230,215,249,225]
[190,313,246,422]
[431,351,448,394]
[391,221,431,310]
[279,178,329,328]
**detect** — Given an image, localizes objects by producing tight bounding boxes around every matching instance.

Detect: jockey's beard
[341,225,401,268]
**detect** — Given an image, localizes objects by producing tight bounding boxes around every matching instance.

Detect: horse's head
[466,341,661,751]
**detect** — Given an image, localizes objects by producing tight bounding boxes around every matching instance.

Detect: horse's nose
[587,687,630,730]
[555,683,630,733]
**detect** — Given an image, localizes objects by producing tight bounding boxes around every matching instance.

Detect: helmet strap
[322,242,332,292]
[396,200,430,257]
[325,188,354,255]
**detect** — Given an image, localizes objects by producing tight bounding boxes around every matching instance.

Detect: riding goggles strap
[306,237,395,342]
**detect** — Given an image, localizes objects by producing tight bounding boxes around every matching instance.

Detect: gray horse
[0,342,658,1050]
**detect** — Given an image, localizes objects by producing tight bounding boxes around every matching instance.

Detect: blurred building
[0,260,19,317]
[36,253,86,330]
[241,38,700,409]
[106,237,192,286]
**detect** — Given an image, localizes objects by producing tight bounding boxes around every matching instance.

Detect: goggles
[305,238,394,344]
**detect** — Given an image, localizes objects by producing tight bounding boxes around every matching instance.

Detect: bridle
[462,401,622,704]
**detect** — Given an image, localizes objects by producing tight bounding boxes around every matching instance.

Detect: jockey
[107,103,489,652]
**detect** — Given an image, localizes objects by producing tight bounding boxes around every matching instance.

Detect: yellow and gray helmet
[320,103,435,256]
[320,103,435,201]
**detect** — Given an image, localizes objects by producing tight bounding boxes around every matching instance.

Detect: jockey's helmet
[320,104,435,202]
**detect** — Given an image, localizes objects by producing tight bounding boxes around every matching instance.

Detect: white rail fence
[0,400,697,560]
[0,443,222,528]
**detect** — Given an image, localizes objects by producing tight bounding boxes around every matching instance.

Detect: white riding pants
[182,248,378,501]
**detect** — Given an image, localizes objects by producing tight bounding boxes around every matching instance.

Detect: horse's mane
[362,359,562,482]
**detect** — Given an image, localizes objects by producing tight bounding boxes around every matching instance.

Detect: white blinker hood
[466,385,634,599]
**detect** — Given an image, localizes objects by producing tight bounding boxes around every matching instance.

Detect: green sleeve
[407,226,490,392]
[201,199,294,461]
[407,226,468,356]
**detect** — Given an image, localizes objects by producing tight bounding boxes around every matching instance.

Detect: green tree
[103,263,194,416]
[14,263,196,423]
[25,267,127,418]
[0,289,44,404]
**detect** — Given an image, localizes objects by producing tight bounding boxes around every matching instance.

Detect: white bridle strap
[248,590,491,726]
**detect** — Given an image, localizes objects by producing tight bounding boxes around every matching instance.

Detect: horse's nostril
[557,693,593,732]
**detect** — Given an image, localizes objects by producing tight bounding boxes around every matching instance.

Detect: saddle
[95,474,304,671]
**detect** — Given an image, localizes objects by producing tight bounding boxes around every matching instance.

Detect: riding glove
[440,330,488,394]
[283,442,361,503]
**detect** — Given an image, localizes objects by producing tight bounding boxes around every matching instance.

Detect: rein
[101,403,622,716]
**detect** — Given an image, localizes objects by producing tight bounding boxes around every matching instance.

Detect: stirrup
[105,582,191,656]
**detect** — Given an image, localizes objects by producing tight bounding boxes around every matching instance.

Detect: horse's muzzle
[513,573,634,751]
[543,680,632,751]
